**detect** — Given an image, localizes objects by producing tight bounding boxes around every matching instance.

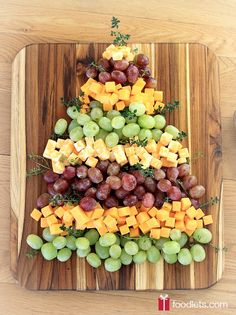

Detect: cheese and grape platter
[11,17,223,290]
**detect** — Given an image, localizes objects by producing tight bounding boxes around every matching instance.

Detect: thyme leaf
[155,100,179,115]
[200,196,220,209]
[26,248,40,258]
[27,154,51,177]
[60,224,84,238]
[111,16,130,46]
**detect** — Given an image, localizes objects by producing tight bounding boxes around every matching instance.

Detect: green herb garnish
[60,224,84,238]
[61,96,82,111]
[111,16,130,46]
[122,163,154,177]
[120,107,136,120]
[200,196,220,209]
[50,191,82,206]
[156,100,180,115]
[176,130,187,141]
[27,154,51,177]
[119,137,148,147]
[26,248,40,258]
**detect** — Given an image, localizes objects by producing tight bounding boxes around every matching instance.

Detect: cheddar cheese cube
[119,224,130,235]
[41,205,53,218]
[148,207,158,218]
[156,210,169,222]
[136,212,150,224]
[150,157,162,169]
[168,140,182,153]
[159,146,169,157]
[167,151,178,163]
[105,81,116,93]
[178,148,190,158]
[63,211,73,224]
[150,228,161,240]
[175,221,185,231]
[74,140,86,152]
[181,198,192,211]
[160,227,171,238]
[126,215,137,227]
[129,227,140,238]
[178,157,187,164]
[85,157,98,168]
[196,219,203,228]
[186,206,197,219]
[145,139,157,153]
[139,222,151,234]
[40,217,49,228]
[165,217,175,228]
[160,132,173,146]
[162,202,172,212]
[128,155,139,166]
[185,219,197,230]
[118,207,130,217]
[91,208,104,220]
[103,215,117,228]
[174,211,186,221]
[118,88,130,101]
[146,217,160,229]
[203,215,213,225]
[46,214,58,226]
[52,161,65,174]
[125,146,136,157]
[30,208,42,221]
[172,201,181,212]
[70,206,90,225]
[50,223,63,235]
[195,208,205,220]
[107,225,119,233]
[54,206,66,219]
[153,91,163,102]
[115,100,126,111]
[129,206,138,216]
[185,229,194,237]
[43,139,57,159]
[89,81,103,94]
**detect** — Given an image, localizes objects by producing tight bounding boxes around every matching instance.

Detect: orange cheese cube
[181,198,192,211]
[129,227,140,237]
[110,93,119,106]
[186,206,197,219]
[134,78,146,89]
[89,81,103,94]
[70,206,90,225]
[203,215,213,225]
[97,224,108,236]
[165,217,176,228]
[103,215,117,228]
[144,88,154,96]
[104,207,119,218]
[185,219,197,230]
[131,85,142,95]
[175,221,185,231]
[145,139,157,153]
[119,224,130,235]
[172,201,181,212]
[139,222,151,234]
[126,215,137,227]
[103,103,113,111]
[153,91,163,102]
[129,206,138,216]
[195,208,205,220]
[54,206,66,219]
[174,211,186,221]
[150,228,161,240]
[146,217,160,229]
[107,225,119,233]
[115,100,126,111]
[160,227,171,238]
[49,223,63,235]
[150,157,162,169]
[168,140,182,153]
[162,202,172,212]
[41,205,53,218]
[156,210,169,222]
[46,214,58,226]
[117,216,126,226]
[196,219,203,228]
[118,207,131,217]
[160,132,173,146]
[185,229,194,237]
[63,211,73,224]
[118,88,130,101]
[40,217,49,228]
[91,208,104,220]
[148,207,158,217]
[105,81,116,93]
[86,220,96,229]
[30,208,42,221]
[136,212,150,224]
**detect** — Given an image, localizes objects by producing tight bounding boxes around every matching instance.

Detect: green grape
[163,253,178,264]
[125,116,137,124]
[105,132,119,148]
[54,118,68,135]
[67,106,79,120]
[152,129,163,141]
[154,237,169,250]
[115,234,121,245]
[99,233,117,247]
[162,241,181,255]
[68,119,79,133]
[138,115,155,129]
[124,241,139,256]
[42,228,56,242]
[190,244,206,262]
[193,228,212,244]
[86,253,102,268]
[147,246,161,263]
[69,126,84,141]
[170,229,182,241]
[133,251,147,264]
[114,128,125,140]
[76,246,91,258]
[66,235,77,250]
[52,236,67,250]
[129,102,146,116]
[84,229,99,246]
[90,107,104,121]
[120,249,132,265]
[95,241,110,259]
[122,123,140,138]
[138,237,152,251]
[83,121,99,137]
[77,113,91,126]
[57,248,72,262]
[41,242,57,260]
[75,237,90,250]
[95,129,109,141]
[98,117,113,131]
[90,100,103,109]
[109,244,122,259]
[111,116,126,129]
[26,234,43,250]
[165,125,179,139]
[154,114,166,129]
[106,110,121,120]
[138,129,152,141]
[104,258,121,272]
[178,233,188,248]
[120,236,129,247]
[178,248,192,265]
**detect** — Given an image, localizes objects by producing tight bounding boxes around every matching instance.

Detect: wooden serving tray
[10,43,223,290]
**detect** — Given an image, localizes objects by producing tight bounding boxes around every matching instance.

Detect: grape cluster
[85,54,157,88]
[26,227,212,269]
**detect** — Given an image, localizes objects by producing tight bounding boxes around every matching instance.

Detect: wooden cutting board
[10,43,223,290]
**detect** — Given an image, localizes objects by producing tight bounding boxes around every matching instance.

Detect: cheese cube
[146,217,160,229]
[54,207,66,219]
[125,146,136,157]
[115,101,126,111]
[113,145,128,164]
[46,214,58,226]
[103,215,117,228]
[117,216,126,226]
[128,155,139,166]
[74,140,86,152]
[107,225,119,233]
[104,207,119,218]
[129,206,138,216]
[153,91,163,102]
[50,223,63,235]
[156,210,169,222]
[59,139,74,157]
[30,208,42,221]
[129,227,140,238]
[43,139,57,159]
[67,153,80,165]
[63,211,73,224]
[186,206,197,219]
[89,82,103,94]
[110,93,119,106]
[52,160,65,174]
[195,208,205,219]
[165,217,175,228]
[185,229,195,237]
[148,207,158,218]
[150,228,161,240]
[159,146,169,157]
[178,157,187,164]
[185,219,197,230]
[168,140,182,153]
[172,201,181,212]
[41,205,53,218]
[133,78,146,89]
[150,157,162,169]
[160,227,171,238]
[91,208,104,220]
[162,202,172,211]
[85,157,98,168]
[112,51,123,60]
[85,137,94,147]
[97,223,108,236]
[139,222,150,234]
[196,219,203,228]
[145,139,157,153]
[118,88,130,101]
[136,212,150,224]
[203,215,213,225]
[56,139,65,149]
[70,206,90,225]
[126,215,137,227]
[118,207,131,217]
[167,151,178,163]
[131,85,143,95]
[40,217,49,228]
[175,221,185,231]
[105,81,116,93]
[160,132,173,146]
[181,198,192,211]
[179,148,190,158]
[119,224,130,235]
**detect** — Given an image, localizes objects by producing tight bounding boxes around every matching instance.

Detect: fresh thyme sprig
[122,163,154,177]
[120,107,136,120]
[27,154,51,177]
[200,196,220,209]
[50,132,69,141]
[26,248,40,258]
[155,100,180,115]
[60,224,84,238]
[50,191,82,206]
[111,16,130,46]
[90,61,105,72]
[119,137,148,147]
[176,130,187,141]
[209,243,228,253]
[61,96,82,111]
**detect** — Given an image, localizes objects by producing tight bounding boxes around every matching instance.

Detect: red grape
[104,196,119,208]
[115,187,129,199]
[136,54,149,67]
[109,58,115,67]
[154,169,166,181]
[144,177,156,193]
[85,187,97,198]
[53,178,69,193]
[36,193,50,209]
[111,70,127,84]
[123,195,138,206]
[107,162,120,176]
[76,165,88,179]
[106,176,122,190]
[157,179,171,192]
[139,67,151,78]
[86,66,98,79]
[47,183,57,196]
[178,164,190,177]
[183,175,197,190]
[113,59,129,71]
[142,192,155,208]
[73,178,91,191]
[126,64,139,83]
[43,170,59,183]
[96,160,110,173]
[122,174,137,191]
[63,166,76,180]
[96,183,111,200]
[191,198,200,208]
[98,71,111,84]
[154,192,165,208]
[131,170,145,184]
[80,197,97,211]
[98,58,110,71]
[167,186,182,201]
[133,185,146,199]
[189,185,205,199]
[144,77,157,88]
[166,167,179,182]
[87,167,103,184]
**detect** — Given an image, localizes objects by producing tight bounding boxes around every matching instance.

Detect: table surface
[0,1,235,314]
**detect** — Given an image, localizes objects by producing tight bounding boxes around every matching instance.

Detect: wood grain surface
[1,0,236,314]
[11,43,222,290]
